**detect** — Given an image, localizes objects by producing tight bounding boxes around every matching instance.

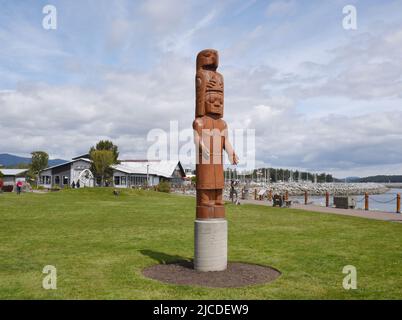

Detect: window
[63,176,69,185]
[114,176,120,185]
[45,176,51,184]
[121,176,126,185]
[55,176,60,185]
[131,176,148,186]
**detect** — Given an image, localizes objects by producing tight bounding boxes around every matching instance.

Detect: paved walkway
[240,199,402,222]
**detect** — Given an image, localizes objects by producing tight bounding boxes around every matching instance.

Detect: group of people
[71,180,81,189]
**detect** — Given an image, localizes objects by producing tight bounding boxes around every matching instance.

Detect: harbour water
[290,188,402,213]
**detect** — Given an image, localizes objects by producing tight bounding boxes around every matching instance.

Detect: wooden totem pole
[193,49,238,271]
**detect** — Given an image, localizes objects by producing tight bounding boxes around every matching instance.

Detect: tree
[270,168,277,182]
[89,140,119,186]
[157,180,171,193]
[89,140,119,163]
[30,151,49,184]
[7,163,30,169]
[318,173,326,183]
[90,150,115,187]
[30,151,49,173]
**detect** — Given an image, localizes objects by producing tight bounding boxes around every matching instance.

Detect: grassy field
[0,188,401,299]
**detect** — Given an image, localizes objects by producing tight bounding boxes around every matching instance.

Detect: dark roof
[41,158,91,172]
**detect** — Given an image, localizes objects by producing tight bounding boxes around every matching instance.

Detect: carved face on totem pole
[205,91,223,116]
[193,49,238,220]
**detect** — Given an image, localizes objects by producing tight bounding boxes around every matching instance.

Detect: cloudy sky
[1,0,402,177]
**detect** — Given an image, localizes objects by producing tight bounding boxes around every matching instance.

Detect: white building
[0,168,28,188]
[111,160,186,188]
[38,156,185,189]
[39,157,94,188]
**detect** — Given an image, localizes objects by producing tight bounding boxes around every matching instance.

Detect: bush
[50,185,61,192]
[157,181,171,193]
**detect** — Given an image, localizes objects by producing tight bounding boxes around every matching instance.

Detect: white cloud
[1,1,402,177]
[159,10,217,53]
[2,49,402,177]
[233,0,257,16]
[265,0,296,17]
[284,27,402,100]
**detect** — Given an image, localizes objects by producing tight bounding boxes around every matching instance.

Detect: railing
[249,188,401,214]
[170,185,402,214]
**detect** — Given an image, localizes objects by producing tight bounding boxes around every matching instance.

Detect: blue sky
[1,0,402,177]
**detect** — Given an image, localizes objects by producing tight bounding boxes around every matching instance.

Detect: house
[184,168,195,179]
[111,160,186,188]
[0,168,29,188]
[38,154,185,189]
[39,157,94,188]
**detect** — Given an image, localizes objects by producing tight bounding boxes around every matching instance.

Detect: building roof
[41,158,91,171]
[112,160,185,178]
[72,154,90,160]
[0,168,29,176]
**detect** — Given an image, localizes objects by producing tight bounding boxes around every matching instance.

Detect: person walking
[230,179,238,204]
[16,180,23,195]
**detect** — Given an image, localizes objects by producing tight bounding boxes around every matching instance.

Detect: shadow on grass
[140,249,193,268]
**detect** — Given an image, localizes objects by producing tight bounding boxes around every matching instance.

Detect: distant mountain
[49,158,68,166]
[0,153,67,168]
[357,175,402,183]
[335,175,402,183]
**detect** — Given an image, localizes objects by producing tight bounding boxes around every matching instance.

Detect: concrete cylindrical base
[194,219,227,272]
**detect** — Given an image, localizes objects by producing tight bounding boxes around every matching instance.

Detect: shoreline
[224,182,389,196]
[176,182,391,197]
[232,182,389,196]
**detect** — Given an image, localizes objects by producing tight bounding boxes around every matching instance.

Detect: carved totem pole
[193,49,238,271]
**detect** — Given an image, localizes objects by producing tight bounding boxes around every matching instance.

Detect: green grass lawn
[0,188,401,299]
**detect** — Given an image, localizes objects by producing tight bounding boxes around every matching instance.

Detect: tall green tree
[318,173,326,183]
[89,140,119,163]
[90,150,115,187]
[89,141,119,186]
[30,151,49,184]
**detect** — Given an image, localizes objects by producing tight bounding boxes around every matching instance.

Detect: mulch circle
[142,261,281,288]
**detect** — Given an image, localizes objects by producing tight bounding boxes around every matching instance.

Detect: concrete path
[240,199,402,222]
